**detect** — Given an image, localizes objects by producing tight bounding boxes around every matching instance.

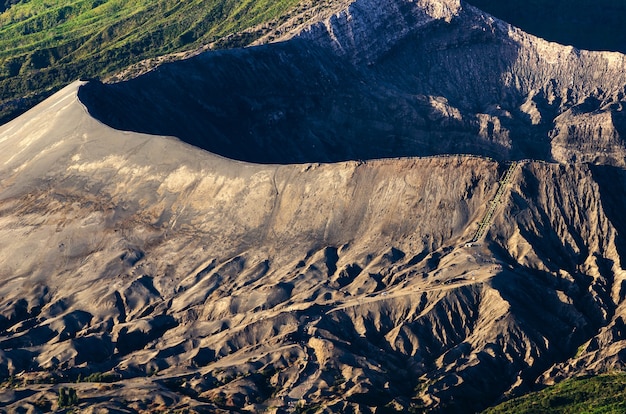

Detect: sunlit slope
[3,81,626,412]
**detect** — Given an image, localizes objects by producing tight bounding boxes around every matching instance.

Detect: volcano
[2,0,626,412]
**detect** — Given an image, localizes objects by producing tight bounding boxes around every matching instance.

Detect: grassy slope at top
[3,0,625,125]
[483,373,626,414]
[0,0,299,124]
[467,0,626,53]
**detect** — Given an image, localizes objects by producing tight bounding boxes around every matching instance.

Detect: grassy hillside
[483,373,626,413]
[0,0,300,123]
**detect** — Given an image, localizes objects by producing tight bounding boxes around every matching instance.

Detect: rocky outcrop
[297,0,462,64]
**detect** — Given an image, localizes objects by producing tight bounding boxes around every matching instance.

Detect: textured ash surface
[3,0,626,413]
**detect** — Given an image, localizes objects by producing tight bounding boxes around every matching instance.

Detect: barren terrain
[2,0,626,413]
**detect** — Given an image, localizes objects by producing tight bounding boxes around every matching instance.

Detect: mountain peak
[295,0,462,64]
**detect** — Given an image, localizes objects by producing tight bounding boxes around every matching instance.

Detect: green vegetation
[57,386,78,407]
[467,0,626,53]
[483,373,626,414]
[295,401,323,414]
[0,0,300,123]
[76,371,121,383]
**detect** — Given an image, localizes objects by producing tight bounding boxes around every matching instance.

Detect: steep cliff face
[296,0,462,64]
[493,163,626,386]
[80,0,626,166]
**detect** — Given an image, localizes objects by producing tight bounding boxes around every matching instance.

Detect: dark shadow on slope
[589,165,626,272]
[487,268,595,398]
[79,31,534,164]
[0,0,19,13]
[372,18,553,162]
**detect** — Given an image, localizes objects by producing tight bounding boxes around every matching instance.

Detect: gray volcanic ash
[2,0,626,413]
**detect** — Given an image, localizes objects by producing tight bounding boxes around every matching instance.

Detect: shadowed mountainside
[80,0,626,165]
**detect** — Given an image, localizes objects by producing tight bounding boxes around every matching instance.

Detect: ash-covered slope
[3,0,626,413]
[3,82,626,413]
[80,0,626,165]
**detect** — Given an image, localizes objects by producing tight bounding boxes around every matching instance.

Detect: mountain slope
[3,81,626,413]
[79,0,626,165]
[2,0,626,413]
[0,81,502,412]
